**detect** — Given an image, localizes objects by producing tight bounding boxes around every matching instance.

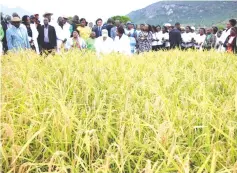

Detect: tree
[111,16,131,24]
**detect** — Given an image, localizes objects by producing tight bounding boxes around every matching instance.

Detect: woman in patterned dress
[137,24,152,53]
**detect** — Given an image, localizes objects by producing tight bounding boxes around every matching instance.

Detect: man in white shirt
[63,16,72,38]
[95,29,114,55]
[114,26,131,55]
[55,17,69,52]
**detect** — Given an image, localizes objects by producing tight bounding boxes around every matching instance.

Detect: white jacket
[114,34,131,55]
[22,24,40,54]
[95,36,114,55]
[65,37,87,50]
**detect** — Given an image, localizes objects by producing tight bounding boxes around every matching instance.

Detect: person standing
[43,12,54,26]
[6,17,30,51]
[111,20,120,40]
[55,17,69,52]
[169,22,182,49]
[0,23,4,55]
[202,28,216,50]
[219,19,236,52]
[38,18,57,55]
[137,24,153,53]
[157,26,169,50]
[181,26,194,50]
[1,15,12,53]
[125,21,137,53]
[77,18,91,40]
[105,18,114,38]
[93,18,104,38]
[86,32,96,51]
[151,26,159,51]
[114,26,131,55]
[22,15,40,54]
[194,28,206,50]
[63,16,73,38]
[71,15,80,32]
[95,29,114,55]
[224,27,237,53]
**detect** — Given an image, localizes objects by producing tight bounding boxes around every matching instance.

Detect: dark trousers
[152,45,158,51]
[41,42,54,55]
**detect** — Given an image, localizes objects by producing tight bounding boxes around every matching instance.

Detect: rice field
[1,50,237,173]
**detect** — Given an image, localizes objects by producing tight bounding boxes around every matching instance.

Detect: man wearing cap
[63,16,72,38]
[95,29,114,55]
[6,17,30,51]
[55,17,70,52]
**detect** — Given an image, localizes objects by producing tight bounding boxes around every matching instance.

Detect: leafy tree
[111,16,131,24]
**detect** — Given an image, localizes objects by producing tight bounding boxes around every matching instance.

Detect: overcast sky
[2,0,158,22]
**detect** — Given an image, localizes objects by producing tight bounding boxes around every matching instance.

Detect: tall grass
[1,50,237,173]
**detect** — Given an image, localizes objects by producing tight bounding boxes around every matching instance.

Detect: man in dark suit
[169,22,182,49]
[93,18,104,38]
[38,18,57,55]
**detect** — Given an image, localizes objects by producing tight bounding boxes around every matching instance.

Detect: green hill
[127,1,237,26]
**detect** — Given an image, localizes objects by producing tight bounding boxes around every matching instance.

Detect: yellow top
[77,26,91,40]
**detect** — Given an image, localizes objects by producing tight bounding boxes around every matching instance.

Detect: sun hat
[11,17,21,22]
[43,12,53,17]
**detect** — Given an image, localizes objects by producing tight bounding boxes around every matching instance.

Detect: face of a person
[186,27,190,33]
[143,25,149,31]
[226,22,231,29]
[74,17,79,24]
[44,18,49,25]
[81,20,86,27]
[127,24,132,29]
[35,15,39,20]
[97,20,102,26]
[12,22,20,28]
[58,17,64,25]
[30,18,35,23]
[89,23,93,28]
[26,17,30,25]
[199,29,204,35]
[46,15,52,22]
[63,18,67,24]
[115,21,120,26]
[206,29,211,34]
[73,31,78,38]
[157,27,161,32]
[162,27,166,33]
[91,32,96,38]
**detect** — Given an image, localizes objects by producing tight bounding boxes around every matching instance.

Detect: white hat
[191,26,196,31]
[102,29,108,37]
[164,23,171,27]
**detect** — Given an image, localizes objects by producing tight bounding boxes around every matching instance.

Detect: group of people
[0,12,237,56]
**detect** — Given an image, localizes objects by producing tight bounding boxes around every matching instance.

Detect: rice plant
[1,50,237,173]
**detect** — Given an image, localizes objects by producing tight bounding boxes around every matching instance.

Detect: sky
[2,0,158,22]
